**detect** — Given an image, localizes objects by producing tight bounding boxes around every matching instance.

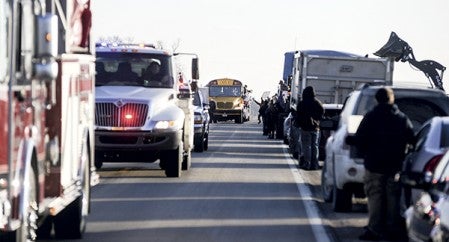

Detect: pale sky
[91,0,449,98]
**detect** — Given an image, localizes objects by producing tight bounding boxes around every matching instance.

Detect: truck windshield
[95,52,174,88]
[209,86,241,97]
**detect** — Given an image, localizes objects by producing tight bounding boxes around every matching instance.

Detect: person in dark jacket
[351,87,415,241]
[253,97,264,124]
[259,99,269,135]
[296,86,324,170]
[265,99,278,139]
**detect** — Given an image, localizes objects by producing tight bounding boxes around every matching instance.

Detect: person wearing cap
[350,87,415,241]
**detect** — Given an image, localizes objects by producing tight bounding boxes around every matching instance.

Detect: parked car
[193,90,210,152]
[401,148,449,242]
[402,116,449,206]
[321,85,449,212]
[283,112,293,145]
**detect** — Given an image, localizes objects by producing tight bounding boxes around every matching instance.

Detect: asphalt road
[47,120,369,242]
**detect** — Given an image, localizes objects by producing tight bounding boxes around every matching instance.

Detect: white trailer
[289,50,393,109]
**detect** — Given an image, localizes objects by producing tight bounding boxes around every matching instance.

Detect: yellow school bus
[207,78,250,123]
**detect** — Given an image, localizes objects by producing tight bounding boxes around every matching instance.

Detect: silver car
[402,148,449,242]
[403,116,449,206]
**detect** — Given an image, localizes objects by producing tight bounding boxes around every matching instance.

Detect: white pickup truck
[94,43,197,177]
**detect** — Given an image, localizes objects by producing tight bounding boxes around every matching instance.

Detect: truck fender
[16,137,39,226]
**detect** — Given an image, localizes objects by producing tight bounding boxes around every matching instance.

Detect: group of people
[255,85,324,170]
[254,96,281,139]
[256,84,414,241]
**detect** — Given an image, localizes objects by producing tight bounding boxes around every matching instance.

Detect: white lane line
[283,148,332,242]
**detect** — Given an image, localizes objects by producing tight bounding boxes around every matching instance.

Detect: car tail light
[424,154,444,173]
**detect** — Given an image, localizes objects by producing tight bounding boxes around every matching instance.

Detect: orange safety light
[45,32,52,42]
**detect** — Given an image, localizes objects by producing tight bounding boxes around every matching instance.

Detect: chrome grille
[95,102,148,127]
[217,102,233,109]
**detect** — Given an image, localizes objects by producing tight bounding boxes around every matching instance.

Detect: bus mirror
[192,58,199,80]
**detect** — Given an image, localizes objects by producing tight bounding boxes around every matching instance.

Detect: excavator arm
[374,31,446,91]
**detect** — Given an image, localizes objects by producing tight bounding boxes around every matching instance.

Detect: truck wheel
[204,133,209,151]
[54,144,90,239]
[332,186,352,212]
[54,196,83,239]
[321,161,333,202]
[162,146,182,177]
[16,168,38,242]
[94,153,103,170]
[235,116,243,124]
[182,150,191,170]
[194,133,205,152]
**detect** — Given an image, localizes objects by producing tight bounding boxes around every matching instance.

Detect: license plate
[222,113,227,117]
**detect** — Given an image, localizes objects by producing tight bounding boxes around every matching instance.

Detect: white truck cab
[94,43,197,177]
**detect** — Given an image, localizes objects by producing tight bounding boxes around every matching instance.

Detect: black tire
[332,185,352,212]
[182,150,191,170]
[162,146,182,177]
[194,133,205,152]
[16,168,38,242]
[94,153,103,170]
[321,161,333,203]
[54,196,83,239]
[292,152,299,159]
[36,216,53,240]
[235,115,243,124]
[54,143,90,239]
[204,133,209,151]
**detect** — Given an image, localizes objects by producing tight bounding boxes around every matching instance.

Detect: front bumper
[95,129,182,152]
[212,110,242,119]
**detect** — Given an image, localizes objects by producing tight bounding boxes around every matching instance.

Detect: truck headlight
[154,120,183,130]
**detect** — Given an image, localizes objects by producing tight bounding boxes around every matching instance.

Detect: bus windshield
[209,86,241,97]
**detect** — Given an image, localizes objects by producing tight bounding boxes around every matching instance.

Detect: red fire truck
[0,0,97,241]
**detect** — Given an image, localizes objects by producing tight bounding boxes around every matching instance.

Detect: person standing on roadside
[296,86,324,170]
[265,98,278,139]
[349,87,415,241]
[253,97,264,124]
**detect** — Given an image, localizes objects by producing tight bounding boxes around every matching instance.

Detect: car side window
[414,124,431,151]
[339,92,359,126]
[440,123,449,148]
